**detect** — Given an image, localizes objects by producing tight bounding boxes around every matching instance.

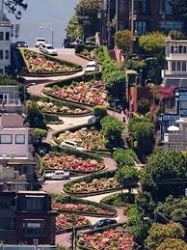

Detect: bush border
[30,94,93,117]
[19,48,82,76]
[52,194,117,217]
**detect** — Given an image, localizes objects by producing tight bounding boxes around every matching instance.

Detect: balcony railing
[164,133,184,143]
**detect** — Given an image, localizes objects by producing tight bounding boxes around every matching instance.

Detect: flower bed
[77,227,135,250]
[63,171,122,196]
[55,126,107,151]
[20,49,81,74]
[43,153,104,173]
[51,194,117,217]
[36,100,89,115]
[56,214,91,233]
[44,80,108,106]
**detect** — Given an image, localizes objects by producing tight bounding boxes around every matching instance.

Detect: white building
[163,118,187,151]
[0,20,11,73]
[0,113,33,159]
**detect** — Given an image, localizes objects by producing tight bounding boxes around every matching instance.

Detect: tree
[113,148,137,167]
[128,118,155,161]
[137,98,150,115]
[141,150,187,202]
[168,30,185,40]
[101,116,124,148]
[32,128,47,145]
[145,223,185,250]
[170,0,187,19]
[115,30,132,53]
[102,59,126,87]
[156,196,187,223]
[127,206,150,245]
[93,105,108,119]
[4,0,27,19]
[156,238,187,250]
[75,0,101,38]
[26,101,46,129]
[138,32,166,54]
[115,166,139,192]
[65,15,82,42]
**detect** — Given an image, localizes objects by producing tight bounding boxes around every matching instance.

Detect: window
[138,0,147,14]
[0,134,12,144]
[159,21,183,30]
[177,61,181,71]
[135,21,147,34]
[171,61,176,71]
[0,32,3,40]
[26,196,44,210]
[23,220,45,237]
[15,134,25,144]
[5,32,9,41]
[182,62,186,71]
[165,0,173,14]
[180,101,187,109]
[5,50,9,60]
[0,50,3,60]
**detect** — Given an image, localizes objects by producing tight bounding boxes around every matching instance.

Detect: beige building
[163,117,187,151]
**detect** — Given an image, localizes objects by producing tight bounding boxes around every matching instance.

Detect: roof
[1,113,27,128]
[162,78,187,88]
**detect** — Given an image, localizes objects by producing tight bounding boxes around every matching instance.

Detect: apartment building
[0,21,11,73]
[0,191,57,245]
[100,0,184,44]
[0,85,22,113]
[160,38,187,139]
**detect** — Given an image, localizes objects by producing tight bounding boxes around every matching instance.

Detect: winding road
[27,49,131,248]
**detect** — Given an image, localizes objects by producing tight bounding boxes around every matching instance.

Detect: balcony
[164,133,184,143]
[166,53,187,61]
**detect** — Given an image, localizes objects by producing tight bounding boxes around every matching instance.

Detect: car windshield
[37,39,45,42]
[46,46,54,49]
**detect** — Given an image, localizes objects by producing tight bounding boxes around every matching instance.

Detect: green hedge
[51,194,117,217]
[75,44,97,54]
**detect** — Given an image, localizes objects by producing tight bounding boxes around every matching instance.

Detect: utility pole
[131,0,134,53]
[116,0,119,32]
[107,0,111,48]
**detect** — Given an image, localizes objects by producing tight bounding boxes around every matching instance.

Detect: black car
[16,41,28,48]
[91,219,117,230]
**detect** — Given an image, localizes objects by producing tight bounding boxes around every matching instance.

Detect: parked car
[91,219,117,230]
[39,43,58,56]
[45,170,70,180]
[84,61,99,73]
[60,140,86,151]
[16,41,28,48]
[35,38,46,48]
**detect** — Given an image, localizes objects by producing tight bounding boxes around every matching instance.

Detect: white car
[84,61,99,73]
[60,140,86,151]
[39,43,58,56]
[45,170,70,180]
[35,38,46,48]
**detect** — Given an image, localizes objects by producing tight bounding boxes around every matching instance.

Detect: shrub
[93,105,108,118]
[113,148,137,167]
[32,128,47,144]
[101,193,135,207]
[137,98,150,115]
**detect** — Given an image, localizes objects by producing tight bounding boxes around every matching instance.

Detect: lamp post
[40,25,54,46]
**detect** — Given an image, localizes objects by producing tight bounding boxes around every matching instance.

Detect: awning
[162,78,187,88]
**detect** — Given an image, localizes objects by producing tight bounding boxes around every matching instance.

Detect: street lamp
[40,25,54,46]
